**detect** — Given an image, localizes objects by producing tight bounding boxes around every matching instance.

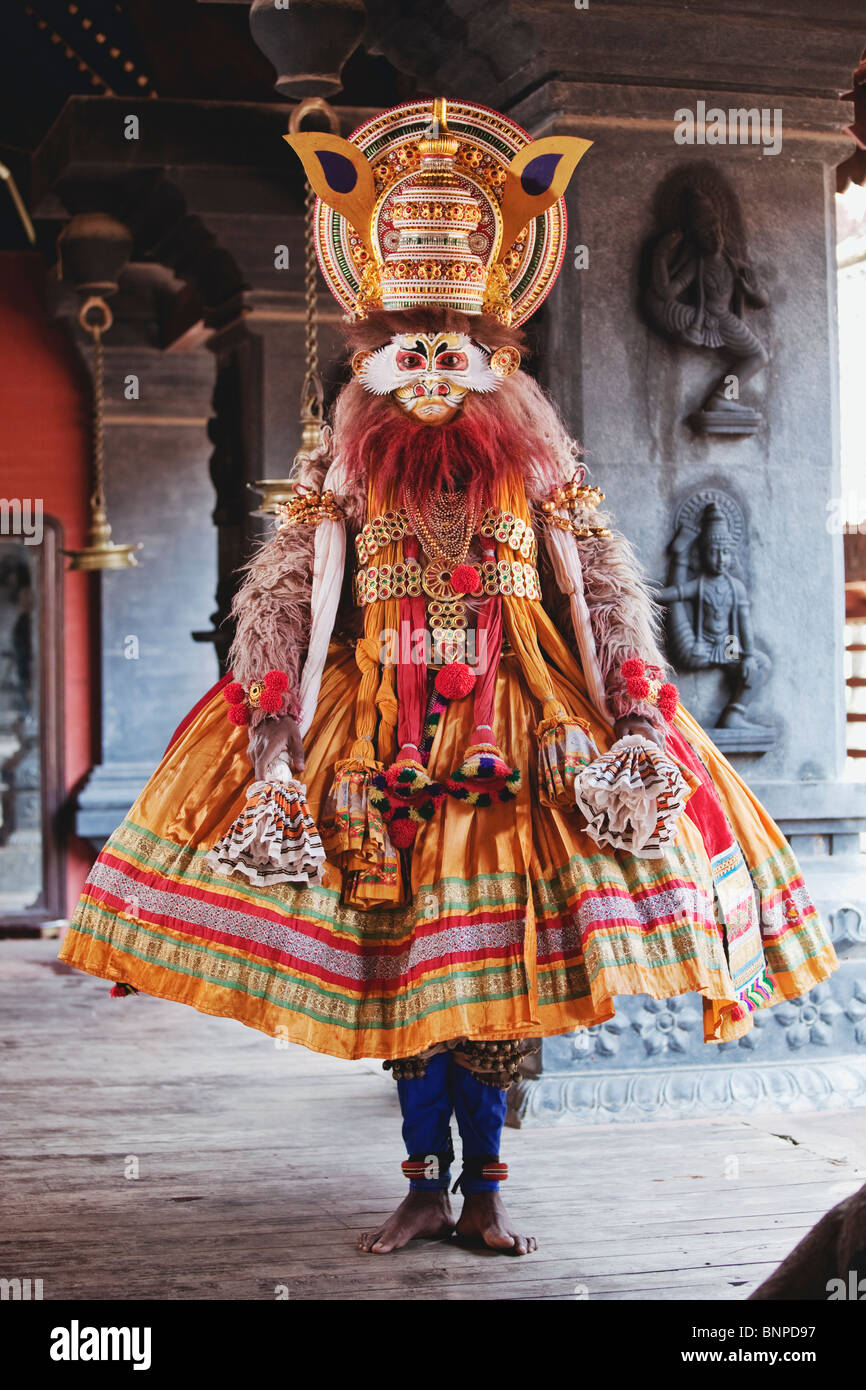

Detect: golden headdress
[285,98,591,326]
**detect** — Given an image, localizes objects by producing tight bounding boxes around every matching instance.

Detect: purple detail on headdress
[315,150,358,194]
[520,152,563,198]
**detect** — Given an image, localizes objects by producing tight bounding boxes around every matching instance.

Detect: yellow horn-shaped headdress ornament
[283,129,378,261]
[498,135,593,262]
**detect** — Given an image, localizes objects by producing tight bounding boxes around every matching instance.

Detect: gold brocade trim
[355,505,538,564]
[70,911,528,1032]
[355,558,541,606]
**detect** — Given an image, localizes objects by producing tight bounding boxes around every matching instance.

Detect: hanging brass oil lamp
[66,295,142,571]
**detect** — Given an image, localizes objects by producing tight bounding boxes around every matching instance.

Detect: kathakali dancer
[60,99,837,1256]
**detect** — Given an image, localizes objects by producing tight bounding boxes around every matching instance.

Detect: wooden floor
[2,939,864,1302]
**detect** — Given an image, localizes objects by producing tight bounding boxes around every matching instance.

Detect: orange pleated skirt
[59,638,837,1058]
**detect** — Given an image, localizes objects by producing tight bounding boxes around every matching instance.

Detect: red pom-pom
[259,688,283,713]
[224,682,245,705]
[264,670,289,692]
[434,662,476,700]
[390,819,417,849]
[620,657,645,680]
[227,703,251,726]
[626,675,651,699]
[450,563,481,596]
[658,682,679,720]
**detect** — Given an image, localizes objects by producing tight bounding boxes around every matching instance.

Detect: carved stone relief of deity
[642,165,769,436]
[654,488,776,751]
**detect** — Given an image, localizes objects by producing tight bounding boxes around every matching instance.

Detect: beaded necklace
[403,487,482,565]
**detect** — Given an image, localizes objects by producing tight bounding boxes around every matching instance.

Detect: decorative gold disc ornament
[489,345,522,377]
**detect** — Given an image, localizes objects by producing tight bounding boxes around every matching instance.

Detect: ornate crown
[285,98,591,326]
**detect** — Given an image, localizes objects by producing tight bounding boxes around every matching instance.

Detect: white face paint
[357,331,500,424]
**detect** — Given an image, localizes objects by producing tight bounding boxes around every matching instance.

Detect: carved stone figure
[655,490,774,748]
[643,167,769,434]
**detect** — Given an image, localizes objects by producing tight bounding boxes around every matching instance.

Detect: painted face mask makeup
[355,332,501,425]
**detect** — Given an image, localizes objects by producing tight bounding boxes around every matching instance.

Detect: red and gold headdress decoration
[285,98,591,326]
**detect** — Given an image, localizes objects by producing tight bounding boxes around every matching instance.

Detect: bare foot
[455,1192,537,1255]
[357,1190,455,1254]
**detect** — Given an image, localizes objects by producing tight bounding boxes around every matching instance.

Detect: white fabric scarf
[298,454,348,736]
[544,525,612,722]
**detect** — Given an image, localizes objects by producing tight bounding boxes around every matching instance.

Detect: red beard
[335,381,526,511]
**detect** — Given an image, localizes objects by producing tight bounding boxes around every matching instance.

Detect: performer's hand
[248,713,306,780]
[614,715,666,750]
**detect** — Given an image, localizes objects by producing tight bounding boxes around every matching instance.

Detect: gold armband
[539,473,612,539]
[278,489,343,527]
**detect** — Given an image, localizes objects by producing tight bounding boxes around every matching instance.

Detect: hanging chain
[90,325,105,512]
[299,178,324,445]
[289,97,339,458]
[77,295,113,516]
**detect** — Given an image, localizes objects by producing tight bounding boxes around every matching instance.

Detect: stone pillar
[503,9,866,1125]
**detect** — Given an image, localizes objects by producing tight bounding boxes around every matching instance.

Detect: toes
[485,1230,517,1251]
[512,1234,529,1256]
[370,1238,395,1254]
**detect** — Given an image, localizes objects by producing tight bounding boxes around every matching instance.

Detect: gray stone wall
[522,82,851,796]
[505,36,866,1125]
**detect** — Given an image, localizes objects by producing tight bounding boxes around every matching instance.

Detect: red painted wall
[0,252,96,913]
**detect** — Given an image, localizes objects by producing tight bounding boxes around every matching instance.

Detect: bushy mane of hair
[333,309,581,509]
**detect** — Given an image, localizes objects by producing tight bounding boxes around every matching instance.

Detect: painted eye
[435,351,469,371]
[395,350,427,371]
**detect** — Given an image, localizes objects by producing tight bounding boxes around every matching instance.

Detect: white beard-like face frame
[358,332,500,424]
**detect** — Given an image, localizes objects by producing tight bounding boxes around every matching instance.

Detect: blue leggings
[397,1051,508,1194]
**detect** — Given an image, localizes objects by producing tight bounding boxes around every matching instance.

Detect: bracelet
[223,670,289,726]
[619,658,679,723]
